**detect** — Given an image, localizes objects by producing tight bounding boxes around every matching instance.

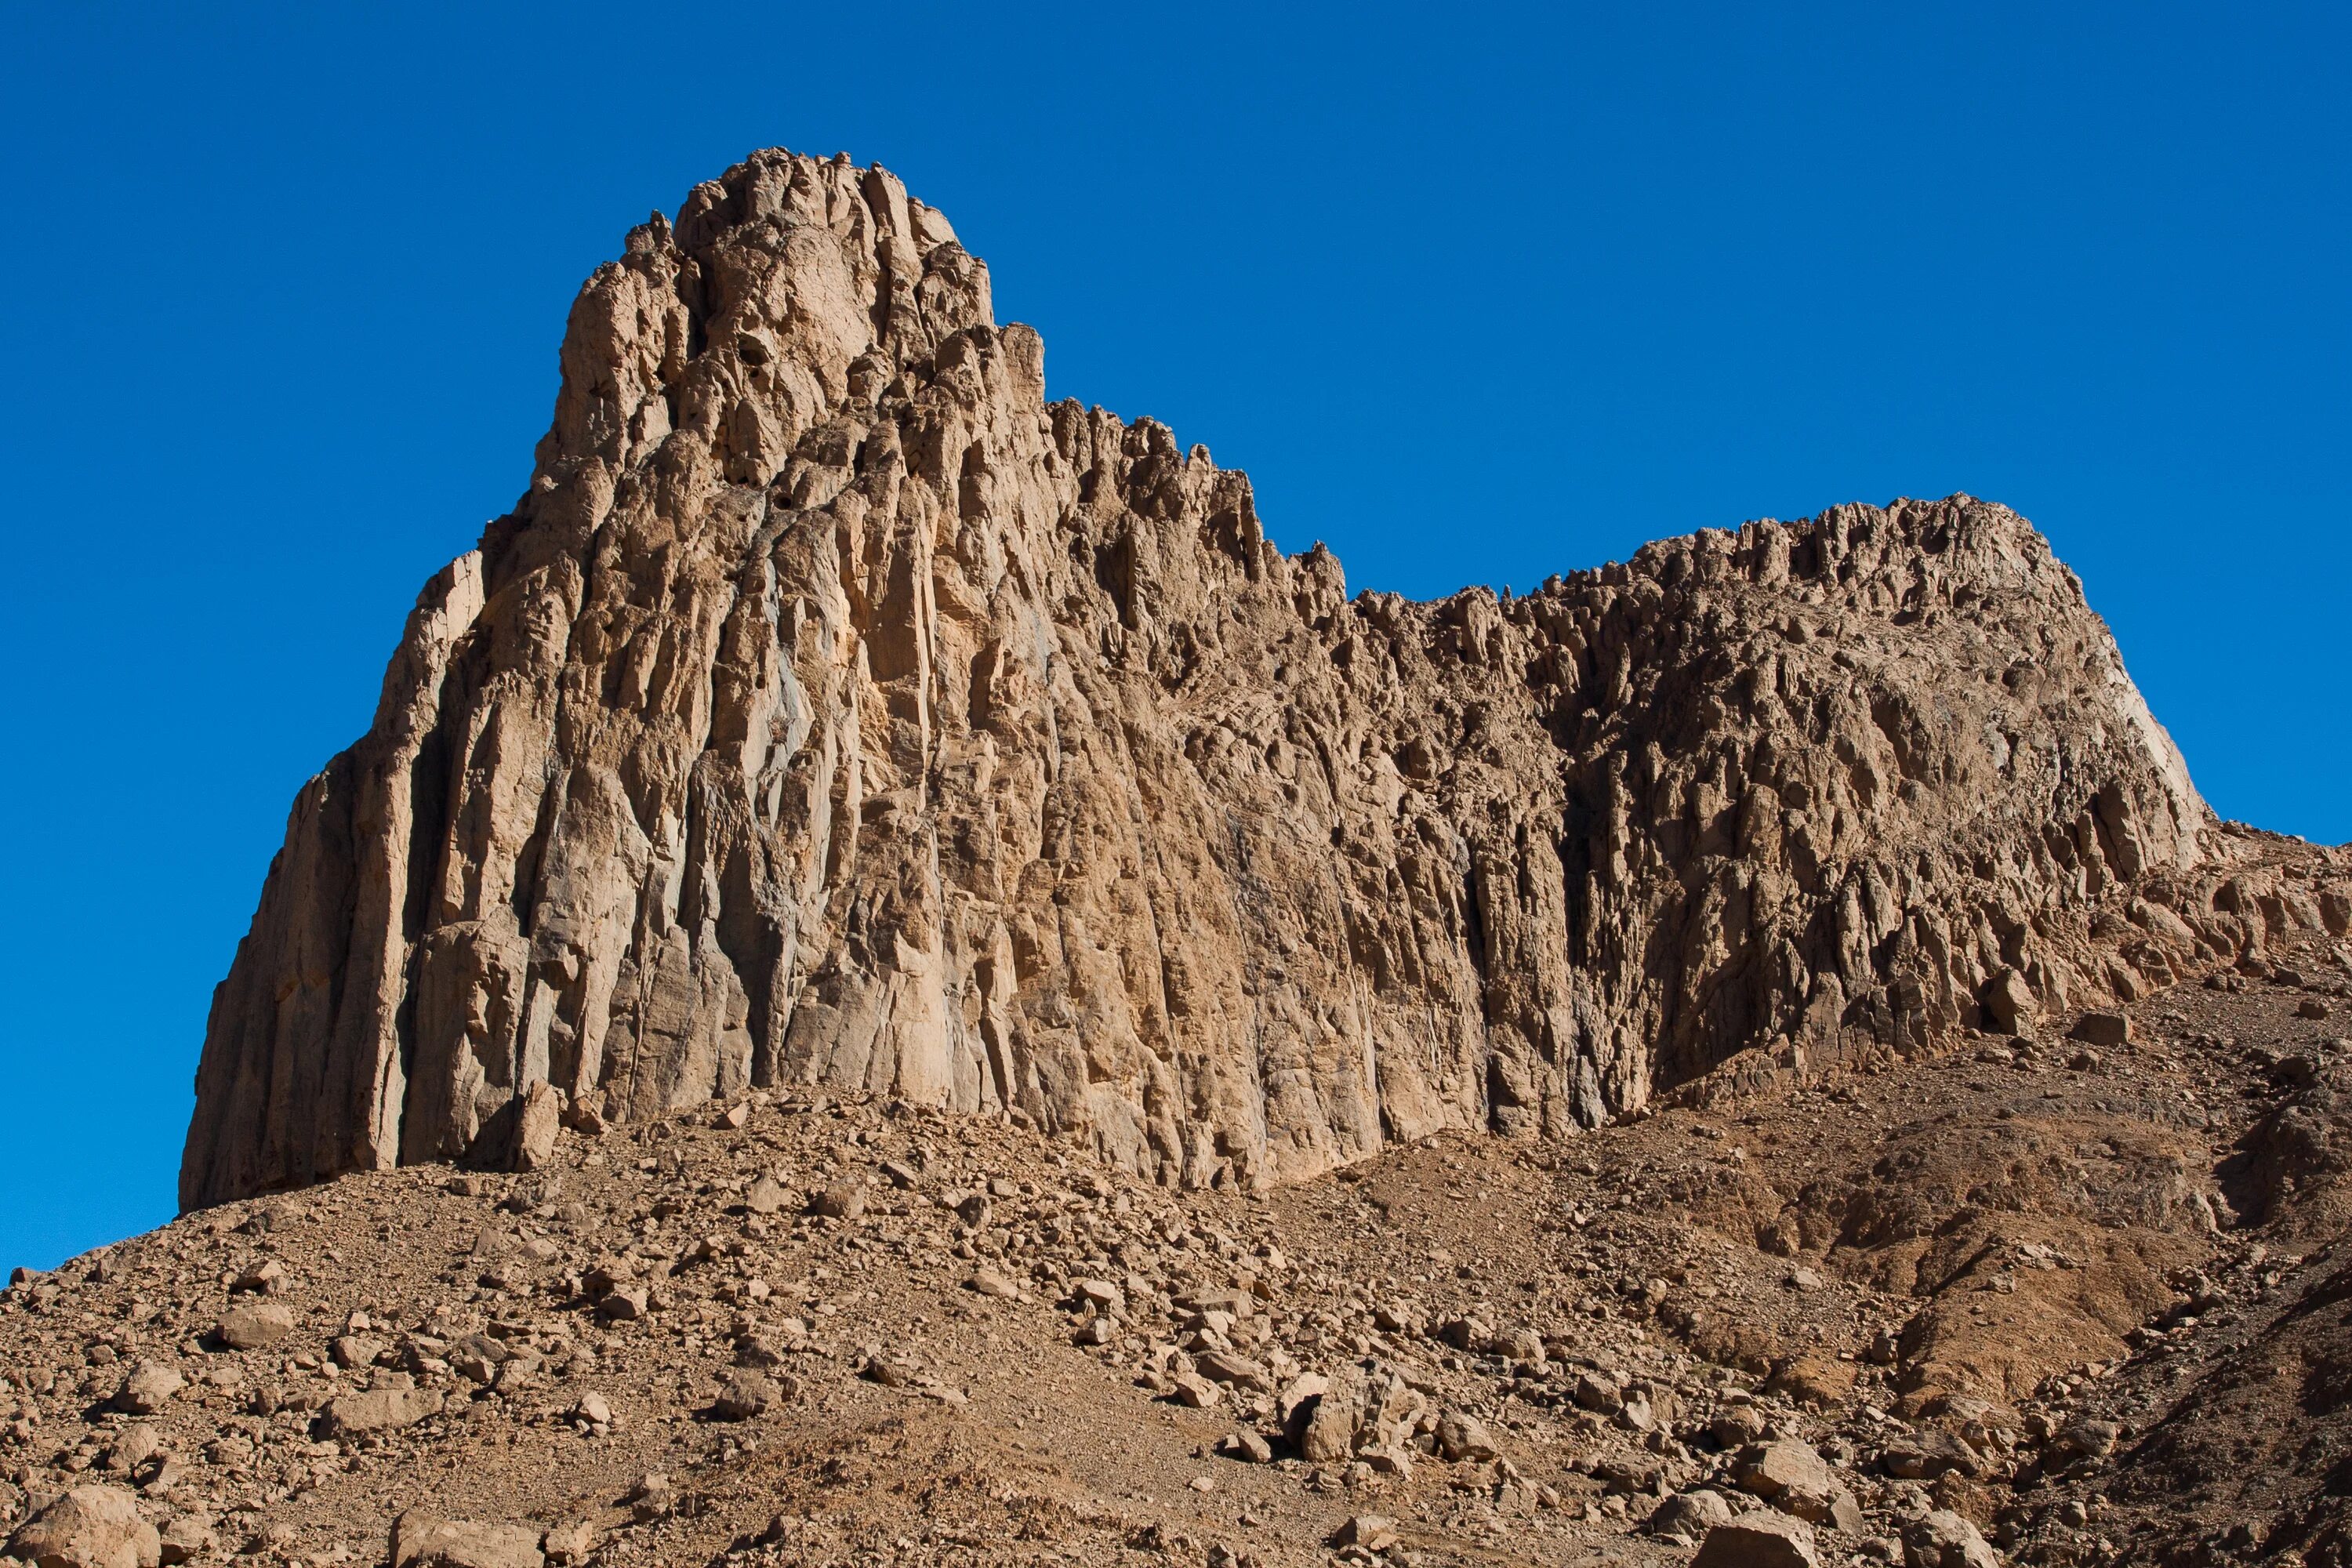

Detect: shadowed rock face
[181,147,2218,1209]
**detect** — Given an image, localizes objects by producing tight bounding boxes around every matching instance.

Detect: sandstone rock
[744,1174,789,1215]
[177,154,2215,1212]
[1693,1513,1820,1568]
[1073,1278,1125,1315]
[155,1512,212,1567]
[390,1509,545,1568]
[8,1484,161,1568]
[1334,1515,1398,1551]
[1647,1488,1737,1542]
[1298,1368,1366,1461]
[215,1302,294,1350]
[1733,1439,1861,1528]
[112,1362,182,1416]
[1901,1509,1999,1568]
[811,1185,865,1221]
[324,1382,444,1436]
[1435,1409,1498,1462]
[107,1426,160,1474]
[1878,1428,1984,1479]
[2070,1011,2131,1047]
[595,1287,650,1321]
[1982,967,2038,1036]
[331,1334,385,1369]
[967,1268,1019,1298]
[1171,1371,1221,1409]
[1223,1429,1274,1463]
[1733,1439,1839,1501]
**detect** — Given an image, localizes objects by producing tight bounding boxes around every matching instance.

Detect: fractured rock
[1901,1509,2000,1568]
[9,1484,162,1568]
[390,1509,545,1568]
[176,155,2216,1211]
[1693,1513,1821,1568]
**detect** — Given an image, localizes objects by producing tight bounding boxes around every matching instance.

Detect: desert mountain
[8,149,2348,1568]
[184,147,2227,1214]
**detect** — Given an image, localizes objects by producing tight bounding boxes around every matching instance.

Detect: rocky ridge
[187,148,2230,1210]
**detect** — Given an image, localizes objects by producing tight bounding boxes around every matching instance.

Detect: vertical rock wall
[181,148,2231,1208]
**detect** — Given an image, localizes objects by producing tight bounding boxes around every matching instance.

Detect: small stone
[1171,1371,1221,1409]
[1074,1278,1126,1315]
[1436,1410,1498,1462]
[2059,1417,2120,1458]
[811,1185,866,1221]
[8,1483,162,1568]
[114,1360,184,1415]
[1693,1513,1820,1568]
[2298,998,2332,1020]
[967,1268,1020,1299]
[215,1302,295,1351]
[708,1368,782,1421]
[862,1356,915,1388]
[541,1523,599,1568]
[573,1392,612,1427]
[1334,1515,1399,1551]
[713,1101,750,1130]
[625,1474,674,1523]
[595,1287,650,1322]
[330,1334,386,1370]
[230,1258,286,1294]
[1223,1430,1275,1463]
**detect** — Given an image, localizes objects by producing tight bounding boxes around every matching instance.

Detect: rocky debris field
[9,844,2352,1568]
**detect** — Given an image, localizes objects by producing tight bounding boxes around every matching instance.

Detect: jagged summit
[184,149,2218,1210]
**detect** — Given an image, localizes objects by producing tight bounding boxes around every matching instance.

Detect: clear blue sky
[2,2,2344,1271]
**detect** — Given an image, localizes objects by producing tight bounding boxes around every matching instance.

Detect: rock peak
[183,151,2212,1209]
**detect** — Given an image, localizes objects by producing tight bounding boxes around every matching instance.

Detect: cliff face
[183,148,2223,1209]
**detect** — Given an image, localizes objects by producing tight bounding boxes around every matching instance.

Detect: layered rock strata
[184,147,2233,1207]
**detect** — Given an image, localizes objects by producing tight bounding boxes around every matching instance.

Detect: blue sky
[1,2,2344,1270]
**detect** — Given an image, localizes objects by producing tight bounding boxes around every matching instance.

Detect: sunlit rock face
[181,147,2217,1207]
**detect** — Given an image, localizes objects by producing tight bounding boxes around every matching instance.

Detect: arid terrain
[9,842,2352,1568]
[9,149,2349,1568]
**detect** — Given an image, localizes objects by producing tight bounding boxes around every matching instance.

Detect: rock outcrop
[182,147,2227,1209]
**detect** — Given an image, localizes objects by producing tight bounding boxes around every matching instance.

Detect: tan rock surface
[182,147,2238,1211]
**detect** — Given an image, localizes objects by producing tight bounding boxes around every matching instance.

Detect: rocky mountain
[5,147,2350,1568]
[185,148,2227,1213]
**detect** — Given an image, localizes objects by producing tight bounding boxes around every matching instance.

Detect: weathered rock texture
[183,147,2227,1208]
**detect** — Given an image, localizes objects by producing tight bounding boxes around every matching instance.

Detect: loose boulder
[9,1484,162,1568]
